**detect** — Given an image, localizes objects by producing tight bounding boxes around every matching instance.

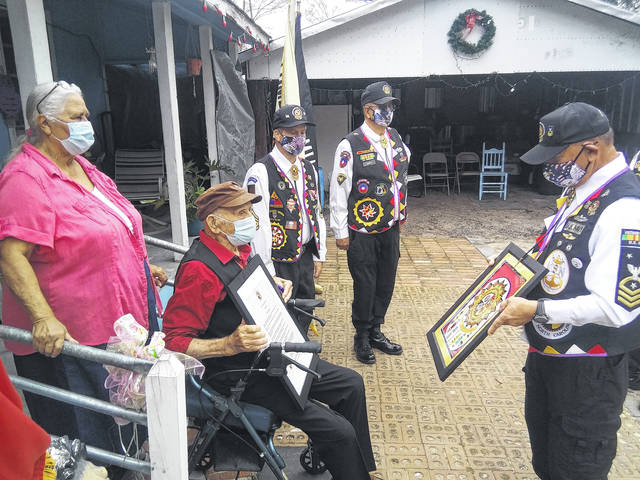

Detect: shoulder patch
[337,173,347,185]
[616,230,640,311]
[247,176,258,184]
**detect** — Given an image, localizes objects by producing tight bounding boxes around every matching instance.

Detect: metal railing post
[146,354,189,479]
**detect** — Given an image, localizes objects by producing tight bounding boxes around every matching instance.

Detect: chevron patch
[616,230,640,311]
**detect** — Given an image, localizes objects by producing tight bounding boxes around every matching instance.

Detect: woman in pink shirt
[0,81,167,466]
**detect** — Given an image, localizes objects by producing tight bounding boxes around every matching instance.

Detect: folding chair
[479,142,508,200]
[114,149,166,203]
[422,152,450,195]
[454,152,481,194]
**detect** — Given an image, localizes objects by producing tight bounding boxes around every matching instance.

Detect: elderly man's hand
[226,322,268,354]
[313,261,323,278]
[273,276,293,302]
[336,238,349,250]
[487,297,537,335]
[149,263,168,287]
[32,315,78,357]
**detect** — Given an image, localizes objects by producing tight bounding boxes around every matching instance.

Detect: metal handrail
[0,325,154,374]
[11,375,147,425]
[144,234,189,254]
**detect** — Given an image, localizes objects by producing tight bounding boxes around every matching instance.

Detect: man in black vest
[162,182,376,480]
[330,81,410,364]
[488,103,640,480]
[243,105,326,332]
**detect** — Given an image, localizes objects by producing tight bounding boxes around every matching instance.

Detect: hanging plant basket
[447,9,496,58]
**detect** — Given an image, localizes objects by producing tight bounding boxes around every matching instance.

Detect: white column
[152,1,188,256]
[6,0,53,120]
[145,355,188,480]
[199,25,220,186]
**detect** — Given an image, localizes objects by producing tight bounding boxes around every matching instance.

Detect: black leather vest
[257,154,321,262]
[526,170,640,356]
[179,239,256,386]
[345,127,409,234]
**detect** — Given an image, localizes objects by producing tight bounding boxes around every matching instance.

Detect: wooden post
[152,1,188,259]
[145,355,188,479]
[6,0,53,120]
[199,25,220,186]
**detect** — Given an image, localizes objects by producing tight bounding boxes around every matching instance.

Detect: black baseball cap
[272,104,315,129]
[361,81,400,107]
[521,102,610,165]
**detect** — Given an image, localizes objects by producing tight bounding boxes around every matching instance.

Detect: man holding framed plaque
[488,103,640,480]
[162,182,376,480]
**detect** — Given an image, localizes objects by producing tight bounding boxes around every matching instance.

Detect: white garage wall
[314,104,351,191]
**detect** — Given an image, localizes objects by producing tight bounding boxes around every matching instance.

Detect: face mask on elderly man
[215,213,258,246]
[48,117,95,156]
[371,106,394,127]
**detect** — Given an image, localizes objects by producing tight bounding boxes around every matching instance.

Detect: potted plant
[183,160,208,236]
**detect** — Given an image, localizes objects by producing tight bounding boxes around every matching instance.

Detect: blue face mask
[216,214,258,246]
[49,118,95,156]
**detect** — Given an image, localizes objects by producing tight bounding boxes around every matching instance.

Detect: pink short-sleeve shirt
[0,143,151,355]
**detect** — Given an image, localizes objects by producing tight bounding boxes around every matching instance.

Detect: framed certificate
[426,242,547,381]
[227,255,318,409]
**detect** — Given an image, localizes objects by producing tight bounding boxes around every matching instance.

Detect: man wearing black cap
[487,102,640,479]
[162,181,376,480]
[243,104,326,332]
[330,81,410,364]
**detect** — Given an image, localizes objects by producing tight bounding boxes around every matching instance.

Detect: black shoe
[630,370,640,390]
[354,335,376,364]
[369,331,403,355]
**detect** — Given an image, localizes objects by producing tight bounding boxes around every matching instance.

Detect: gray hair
[6,81,83,163]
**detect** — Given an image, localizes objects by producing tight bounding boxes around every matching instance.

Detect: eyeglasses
[36,82,61,114]
[550,141,598,165]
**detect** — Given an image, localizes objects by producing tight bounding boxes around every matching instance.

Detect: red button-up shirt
[0,143,152,354]
[162,232,251,353]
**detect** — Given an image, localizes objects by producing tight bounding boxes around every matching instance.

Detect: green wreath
[447,9,496,57]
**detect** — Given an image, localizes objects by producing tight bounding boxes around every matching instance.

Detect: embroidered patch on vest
[286,197,297,213]
[339,151,351,168]
[272,224,285,249]
[532,322,573,341]
[616,229,640,311]
[357,179,369,194]
[541,249,570,295]
[375,183,388,196]
[270,191,283,208]
[353,197,384,227]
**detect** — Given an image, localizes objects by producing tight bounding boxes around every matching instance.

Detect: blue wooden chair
[479,142,508,200]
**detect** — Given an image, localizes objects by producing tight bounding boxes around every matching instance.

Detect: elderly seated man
[162,181,376,480]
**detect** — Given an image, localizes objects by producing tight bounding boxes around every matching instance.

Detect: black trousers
[347,224,400,334]
[13,352,79,439]
[524,352,628,480]
[237,358,376,480]
[274,242,316,332]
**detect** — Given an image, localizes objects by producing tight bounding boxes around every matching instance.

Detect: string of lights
[308,71,640,97]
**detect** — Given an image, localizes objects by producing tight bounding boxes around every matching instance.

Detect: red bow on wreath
[462,11,483,39]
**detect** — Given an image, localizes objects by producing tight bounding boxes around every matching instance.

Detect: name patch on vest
[616,229,640,311]
[541,249,570,295]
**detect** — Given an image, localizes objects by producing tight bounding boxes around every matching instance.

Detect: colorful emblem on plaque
[270,191,283,208]
[353,197,383,227]
[541,249,570,295]
[272,224,285,249]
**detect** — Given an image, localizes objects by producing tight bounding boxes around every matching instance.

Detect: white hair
[6,81,83,163]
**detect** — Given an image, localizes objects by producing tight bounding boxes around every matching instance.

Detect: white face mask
[48,117,95,156]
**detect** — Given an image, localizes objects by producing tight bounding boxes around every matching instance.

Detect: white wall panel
[249,0,640,80]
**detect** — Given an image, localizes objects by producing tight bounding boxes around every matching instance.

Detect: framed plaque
[227,255,317,409]
[426,242,547,381]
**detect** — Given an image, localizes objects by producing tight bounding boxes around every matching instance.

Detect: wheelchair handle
[278,341,322,354]
[287,298,325,309]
